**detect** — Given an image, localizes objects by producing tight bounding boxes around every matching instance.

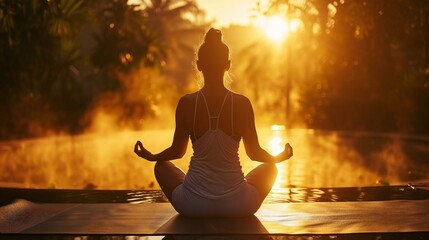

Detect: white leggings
[171,184,261,218]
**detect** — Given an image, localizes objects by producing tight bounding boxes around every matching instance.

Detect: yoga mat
[0,199,78,233]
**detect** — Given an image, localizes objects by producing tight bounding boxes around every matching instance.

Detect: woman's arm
[241,97,293,163]
[134,97,189,161]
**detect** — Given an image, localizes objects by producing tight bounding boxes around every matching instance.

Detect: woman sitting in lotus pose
[134,28,293,218]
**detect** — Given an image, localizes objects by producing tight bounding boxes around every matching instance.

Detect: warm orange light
[268,125,287,189]
[269,136,285,156]
[120,52,133,64]
[289,18,301,33]
[272,164,285,189]
[257,15,303,43]
[262,15,289,42]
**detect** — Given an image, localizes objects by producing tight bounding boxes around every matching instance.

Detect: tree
[0,0,209,139]
[264,0,429,134]
[141,0,208,93]
[86,0,208,130]
[0,0,88,138]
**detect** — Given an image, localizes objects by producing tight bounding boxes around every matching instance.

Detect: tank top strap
[199,91,212,129]
[231,92,234,136]
[193,91,199,140]
[200,90,230,130]
[216,91,230,129]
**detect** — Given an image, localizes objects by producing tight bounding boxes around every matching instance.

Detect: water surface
[1,128,428,190]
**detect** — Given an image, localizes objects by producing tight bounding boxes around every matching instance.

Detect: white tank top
[183,90,246,199]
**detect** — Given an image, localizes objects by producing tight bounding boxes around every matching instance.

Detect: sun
[262,15,289,42]
[257,15,302,43]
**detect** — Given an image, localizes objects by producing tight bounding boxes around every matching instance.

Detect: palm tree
[90,0,151,71]
[141,0,209,90]
[0,0,88,138]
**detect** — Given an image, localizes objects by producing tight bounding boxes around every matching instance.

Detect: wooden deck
[1,199,429,234]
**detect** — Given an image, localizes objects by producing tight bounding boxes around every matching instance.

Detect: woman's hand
[276,143,293,163]
[134,140,152,160]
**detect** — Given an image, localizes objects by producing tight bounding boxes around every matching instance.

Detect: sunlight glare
[269,136,285,156]
[271,124,286,131]
[258,208,311,227]
[289,18,301,32]
[268,125,287,189]
[269,134,285,189]
[263,15,289,42]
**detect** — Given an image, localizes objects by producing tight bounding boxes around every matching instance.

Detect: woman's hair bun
[198,28,229,63]
[204,28,222,45]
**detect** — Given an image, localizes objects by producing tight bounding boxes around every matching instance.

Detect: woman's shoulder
[177,92,198,108]
[178,90,252,107]
[179,92,198,101]
[231,92,252,106]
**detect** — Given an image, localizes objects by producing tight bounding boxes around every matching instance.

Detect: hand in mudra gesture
[277,143,293,163]
[134,140,151,160]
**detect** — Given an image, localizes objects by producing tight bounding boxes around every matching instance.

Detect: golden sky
[197,0,262,27]
[128,0,266,27]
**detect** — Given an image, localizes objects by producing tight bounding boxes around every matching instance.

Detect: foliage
[0,0,207,140]
[141,0,209,92]
[86,0,207,129]
[0,0,89,138]
[260,0,429,134]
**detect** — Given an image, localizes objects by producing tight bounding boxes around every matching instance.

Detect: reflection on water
[3,185,428,206]
[0,128,428,189]
[268,125,286,155]
[267,125,286,189]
